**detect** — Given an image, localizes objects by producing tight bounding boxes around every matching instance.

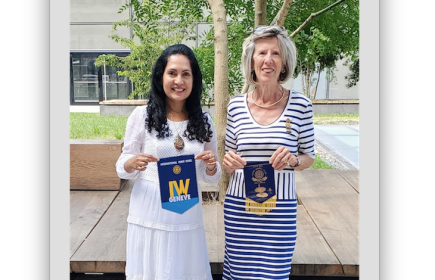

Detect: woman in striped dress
[222,25,315,280]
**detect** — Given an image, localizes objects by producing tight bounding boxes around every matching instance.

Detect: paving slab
[315,125,359,169]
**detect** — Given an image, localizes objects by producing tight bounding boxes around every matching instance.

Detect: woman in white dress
[116,44,222,280]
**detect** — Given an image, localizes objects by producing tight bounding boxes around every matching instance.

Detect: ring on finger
[284,158,290,166]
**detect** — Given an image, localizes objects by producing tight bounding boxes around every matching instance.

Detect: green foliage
[98,0,359,100]
[70,113,129,139]
[194,0,359,97]
[95,0,207,99]
[194,22,249,99]
[311,155,333,169]
[291,0,359,97]
[344,57,359,88]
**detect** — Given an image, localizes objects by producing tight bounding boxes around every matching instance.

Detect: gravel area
[314,142,353,170]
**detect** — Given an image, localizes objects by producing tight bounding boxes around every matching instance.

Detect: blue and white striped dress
[222,90,315,280]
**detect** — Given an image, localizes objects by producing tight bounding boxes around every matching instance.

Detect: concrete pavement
[314,125,359,169]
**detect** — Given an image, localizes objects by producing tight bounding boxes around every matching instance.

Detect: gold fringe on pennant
[245,195,277,216]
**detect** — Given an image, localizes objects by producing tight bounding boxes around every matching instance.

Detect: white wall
[292,57,359,100]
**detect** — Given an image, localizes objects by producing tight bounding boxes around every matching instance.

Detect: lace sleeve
[115,106,146,179]
[197,114,222,184]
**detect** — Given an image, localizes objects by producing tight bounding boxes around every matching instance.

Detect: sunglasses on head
[253,25,286,33]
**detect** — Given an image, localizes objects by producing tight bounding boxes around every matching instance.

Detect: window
[70,51,131,104]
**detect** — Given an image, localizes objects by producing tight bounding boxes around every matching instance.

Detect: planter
[70,139,125,190]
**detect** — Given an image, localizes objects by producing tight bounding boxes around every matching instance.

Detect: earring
[281,69,286,73]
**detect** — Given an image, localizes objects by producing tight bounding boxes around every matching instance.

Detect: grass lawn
[70,113,128,139]
[313,113,359,125]
[311,155,333,169]
[70,112,358,169]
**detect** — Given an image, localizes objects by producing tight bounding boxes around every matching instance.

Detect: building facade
[70,0,358,106]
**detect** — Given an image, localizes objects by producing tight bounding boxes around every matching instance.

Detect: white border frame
[50,0,380,279]
[50,0,70,278]
[360,0,379,279]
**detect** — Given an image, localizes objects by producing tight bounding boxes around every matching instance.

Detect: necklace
[250,86,285,108]
[168,112,186,151]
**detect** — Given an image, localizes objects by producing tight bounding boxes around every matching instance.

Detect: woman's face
[163,54,193,104]
[252,37,284,85]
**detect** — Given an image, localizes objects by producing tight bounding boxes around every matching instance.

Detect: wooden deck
[70,169,359,277]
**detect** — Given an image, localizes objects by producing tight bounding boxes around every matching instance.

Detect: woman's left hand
[195,150,217,171]
[269,146,298,171]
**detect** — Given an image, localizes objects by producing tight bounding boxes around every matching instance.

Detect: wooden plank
[204,204,224,274]
[336,169,359,193]
[292,205,343,276]
[296,169,359,276]
[70,139,124,190]
[70,179,134,273]
[204,203,345,276]
[70,191,119,258]
[71,184,223,274]
[203,204,219,263]
[69,170,358,276]
[216,204,225,264]
[203,204,222,274]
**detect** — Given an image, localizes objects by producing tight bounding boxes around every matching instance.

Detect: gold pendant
[174,134,185,150]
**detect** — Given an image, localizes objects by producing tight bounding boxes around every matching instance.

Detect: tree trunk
[240,0,268,94]
[255,0,267,26]
[305,65,311,98]
[271,0,294,26]
[313,66,322,99]
[206,0,230,202]
[326,69,330,99]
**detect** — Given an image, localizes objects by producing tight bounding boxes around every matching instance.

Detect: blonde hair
[241,25,297,86]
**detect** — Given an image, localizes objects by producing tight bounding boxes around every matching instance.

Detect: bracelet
[206,164,217,172]
[289,156,301,168]
[294,156,301,167]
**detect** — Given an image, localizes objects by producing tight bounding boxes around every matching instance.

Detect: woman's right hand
[223,150,247,175]
[124,153,159,173]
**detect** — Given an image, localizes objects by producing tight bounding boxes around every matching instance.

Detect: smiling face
[163,54,193,105]
[252,37,284,85]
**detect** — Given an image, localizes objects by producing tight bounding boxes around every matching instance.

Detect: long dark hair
[145,44,212,142]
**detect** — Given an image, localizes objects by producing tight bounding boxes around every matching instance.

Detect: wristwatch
[292,156,301,168]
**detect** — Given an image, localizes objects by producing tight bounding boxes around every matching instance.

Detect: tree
[290,1,359,98]
[205,0,230,202]
[99,0,359,200]
[201,0,359,198]
[344,57,359,88]
[95,0,206,99]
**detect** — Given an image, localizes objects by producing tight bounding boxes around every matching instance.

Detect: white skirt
[125,223,213,280]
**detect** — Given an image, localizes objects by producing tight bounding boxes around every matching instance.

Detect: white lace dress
[116,106,222,280]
